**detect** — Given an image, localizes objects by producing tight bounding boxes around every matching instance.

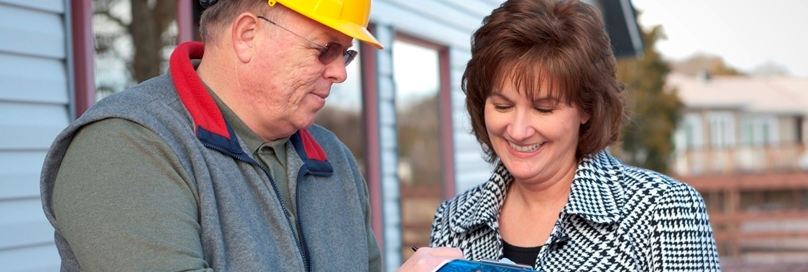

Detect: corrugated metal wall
[0,0,68,271]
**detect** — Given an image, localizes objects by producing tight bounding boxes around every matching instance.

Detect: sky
[631,0,808,78]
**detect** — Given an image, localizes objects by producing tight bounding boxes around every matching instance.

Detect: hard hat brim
[316,17,384,50]
[278,2,384,50]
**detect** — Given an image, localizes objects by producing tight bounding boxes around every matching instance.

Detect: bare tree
[94,0,178,91]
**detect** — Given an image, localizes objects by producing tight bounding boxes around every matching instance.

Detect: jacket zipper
[295,167,312,271]
[203,143,311,272]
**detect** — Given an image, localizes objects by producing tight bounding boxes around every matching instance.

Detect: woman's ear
[580,109,591,125]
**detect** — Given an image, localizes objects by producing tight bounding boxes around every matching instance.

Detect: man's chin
[296,115,318,130]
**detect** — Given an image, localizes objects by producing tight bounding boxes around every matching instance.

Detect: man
[41,0,386,270]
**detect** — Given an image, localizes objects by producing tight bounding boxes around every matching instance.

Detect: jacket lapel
[565,151,626,224]
[448,162,510,234]
[448,151,627,232]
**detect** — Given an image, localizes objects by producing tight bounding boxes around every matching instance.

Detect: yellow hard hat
[269,0,383,49]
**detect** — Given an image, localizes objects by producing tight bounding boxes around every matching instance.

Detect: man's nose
[324,57,349,83]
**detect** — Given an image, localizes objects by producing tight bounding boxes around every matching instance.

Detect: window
[315,40,366,175]
[683,113,704,149]
[393,39,441,187]
[709,112,736,148]
[392,34,453,261]
[741,115,778,147]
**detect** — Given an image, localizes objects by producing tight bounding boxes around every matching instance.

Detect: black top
[501,239,542,267]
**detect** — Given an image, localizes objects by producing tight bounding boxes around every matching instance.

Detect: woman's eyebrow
[489,92,520,103]
[532,96,560,103]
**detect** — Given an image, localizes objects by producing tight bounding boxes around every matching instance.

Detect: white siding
[370,1,503,269]
[0,0,69,271]
[371,23,403,272]
[371,0,501,198]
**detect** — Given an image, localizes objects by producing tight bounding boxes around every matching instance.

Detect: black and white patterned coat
[430,151,721,271]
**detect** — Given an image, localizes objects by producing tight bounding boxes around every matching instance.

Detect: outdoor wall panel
[0,53,69,104]
[379,100,396,126]
[369,22,404,272]
[451,113,471,131]
[440,0,502,18]
[380,125,397,150]
[450,92,466,116]
[375,31,394,73]
[456,170,493,193]
[0,243,60,272]
[371,1,474,49]
[0,3,65,59]
[0,102,69,150]
[381,151,399,177]
[0,198,53,249]
[380,0,482,33]
[0,0,69,270]
[0,151,47,199]
[454,145,489,167]
[377,76,395,101]
[453,133,491,194]
[0,216,54,251]
[0,0,64,13]
[449,48,471,68]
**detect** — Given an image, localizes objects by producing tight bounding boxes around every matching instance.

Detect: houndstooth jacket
[430,151,721,271]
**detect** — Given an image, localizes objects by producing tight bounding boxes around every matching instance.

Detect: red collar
[170,41,229,139]
[168,42,328,163]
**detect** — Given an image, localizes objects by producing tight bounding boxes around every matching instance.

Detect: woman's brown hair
[463,0,625,162]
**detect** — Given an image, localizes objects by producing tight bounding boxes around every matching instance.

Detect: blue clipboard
[434,259,535,272]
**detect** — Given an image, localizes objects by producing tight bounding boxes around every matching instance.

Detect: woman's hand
[397,247,464,272]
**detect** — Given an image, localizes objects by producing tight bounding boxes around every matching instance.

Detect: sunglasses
[257,16,358,67]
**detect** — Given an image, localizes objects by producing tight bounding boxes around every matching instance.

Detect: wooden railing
[678,172,808,261]
[672,143,806,176]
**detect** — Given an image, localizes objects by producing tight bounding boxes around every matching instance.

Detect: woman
[429,0,721,271]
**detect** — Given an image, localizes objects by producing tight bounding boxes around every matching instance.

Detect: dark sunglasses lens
[318,42,344,65]
[343,50,358,66]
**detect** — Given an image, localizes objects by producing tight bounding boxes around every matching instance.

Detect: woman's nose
[507,110,535,141]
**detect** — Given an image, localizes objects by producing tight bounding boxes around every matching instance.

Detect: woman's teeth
[509,141,543,152]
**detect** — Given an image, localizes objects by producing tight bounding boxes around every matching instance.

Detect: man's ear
[232,13,258,63]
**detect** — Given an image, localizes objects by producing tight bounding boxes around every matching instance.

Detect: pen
[411,246,419,252]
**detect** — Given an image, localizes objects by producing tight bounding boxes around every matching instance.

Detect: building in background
[668,72,808,268]
[0,0,642,271]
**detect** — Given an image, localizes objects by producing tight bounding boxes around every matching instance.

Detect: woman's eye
[493,105,511,111]
[535,108,553,114]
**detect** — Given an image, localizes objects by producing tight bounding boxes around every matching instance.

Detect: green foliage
[671,53,746,76]
[613,25,683,174]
